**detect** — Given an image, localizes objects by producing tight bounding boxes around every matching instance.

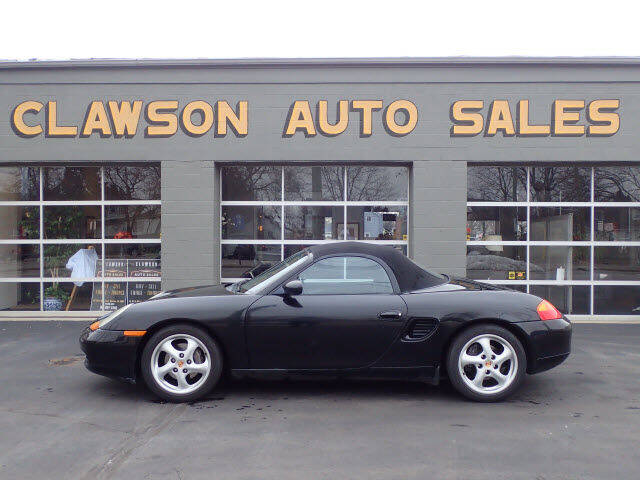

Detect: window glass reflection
[467,166,527,202]
[104,165,160,200]
[346,166,408,201]
[0,206,39,239]
[0,282,40,311]
[346,206,407,240]
[284,166,344,201]
[0,244,40,278]
[595,286,640,315]
[285,206,344,240]
[43,167,100,201]
[222,206,281,240]
[530,207,590,241]
[466,246,527,280]
[595,166,640,202]
[595,246,640,281]
[467,206,526,241]
[221,166,281,201]
[530,167,590,202]
[595,207,640,241]
[221,244,281,279]
[105,205,160,239]
[0,166,39,201]
[44,206,101,239]
[529,246,589,280]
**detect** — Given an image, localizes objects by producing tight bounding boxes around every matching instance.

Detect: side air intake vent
[404,318,438,341]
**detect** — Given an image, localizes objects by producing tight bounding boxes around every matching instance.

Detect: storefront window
[0,165,161,313]
[467,206,526,241]
[284,166,344,201]
[468,164,640,316]
[595,167,640,202]
[529,166,590,202]
[221,166,281,201]
[468,166,527,202]
[220,165,409,281]
[530,207,590,241]
[466,246,527,281]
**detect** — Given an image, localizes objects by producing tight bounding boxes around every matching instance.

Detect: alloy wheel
[150,334,211,395]
[458,333,518,395]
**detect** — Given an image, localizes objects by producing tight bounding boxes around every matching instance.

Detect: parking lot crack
[78,404,186,480]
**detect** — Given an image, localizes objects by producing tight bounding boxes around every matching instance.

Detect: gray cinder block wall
[411,161,467,278]
[161,160,217,290]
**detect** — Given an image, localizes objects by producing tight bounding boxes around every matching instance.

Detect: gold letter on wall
[46,101,78,137]
[216,101,248,137]
[108,101,142,138]
[11,101,44,137]
[384,100,418,136]
[181,101,215,137]
[552,100,585,136]
[587,99,620,136]
[317,100,348,136]
[351,100,383,136]
[283,101,316,137]
[81,101,112,137]
[517,100,550,136]
[450,100,484,136]
[145,100,179,137]
[486,100,515,136]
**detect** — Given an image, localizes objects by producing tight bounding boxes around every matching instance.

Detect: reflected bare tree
[595,167,640,202]
[530,167,590,202]
[103,165,161,238]
[468,167,527,202]
[346,166,407,201]
[222,166,281,201]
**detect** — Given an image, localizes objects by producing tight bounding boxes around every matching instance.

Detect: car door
[245,255,407,369]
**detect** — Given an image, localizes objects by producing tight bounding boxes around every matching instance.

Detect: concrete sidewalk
[0,321,639,480]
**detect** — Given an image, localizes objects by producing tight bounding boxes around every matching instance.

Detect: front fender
[102,295,260,369]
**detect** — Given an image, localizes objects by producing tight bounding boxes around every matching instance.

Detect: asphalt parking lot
[0,322,638,480]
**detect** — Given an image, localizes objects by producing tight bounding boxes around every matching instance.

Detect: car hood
[152,284,237,299]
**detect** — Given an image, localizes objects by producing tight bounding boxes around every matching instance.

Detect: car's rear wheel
[141,324,223,402]
[447,324,526,402]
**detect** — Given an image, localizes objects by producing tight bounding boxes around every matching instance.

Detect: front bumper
[79,326,143,382]
[515,317,572,374]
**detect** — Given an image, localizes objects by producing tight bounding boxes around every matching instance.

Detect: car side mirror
[283,280,303,296]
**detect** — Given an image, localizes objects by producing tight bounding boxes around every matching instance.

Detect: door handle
[379,311,403,320]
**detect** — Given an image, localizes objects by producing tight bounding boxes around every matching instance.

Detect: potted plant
[43,284,70,311]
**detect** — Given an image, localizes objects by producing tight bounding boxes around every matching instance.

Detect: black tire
[446,324,526,402]
[140,324,223,403]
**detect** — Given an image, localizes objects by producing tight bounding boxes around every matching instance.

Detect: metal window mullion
[39,167,44,311]
[590,167,595,315]
[343,167,348,240]
[281,167,285,251]
[526,166,530,293]
[101,166,105,311]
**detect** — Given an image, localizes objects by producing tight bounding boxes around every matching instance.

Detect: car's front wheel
[447,324,526,402]
[141,324,223,402]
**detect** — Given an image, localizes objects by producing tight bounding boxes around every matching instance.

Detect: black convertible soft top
[307,242,448,293]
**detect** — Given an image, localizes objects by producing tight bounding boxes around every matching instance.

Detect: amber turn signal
[89,321,100,331]
[537,299,563,321]
[123,330,147,337]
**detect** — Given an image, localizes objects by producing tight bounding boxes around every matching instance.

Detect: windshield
[238,249,312,294]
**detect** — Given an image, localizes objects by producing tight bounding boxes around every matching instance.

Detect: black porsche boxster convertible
[80,242,571,402]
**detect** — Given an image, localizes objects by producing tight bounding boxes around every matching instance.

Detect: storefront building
[1,57,639,320]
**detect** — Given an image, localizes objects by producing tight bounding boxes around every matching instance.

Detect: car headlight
[90,303,133,331]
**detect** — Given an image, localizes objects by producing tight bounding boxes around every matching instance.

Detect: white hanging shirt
[66,248,98,287]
